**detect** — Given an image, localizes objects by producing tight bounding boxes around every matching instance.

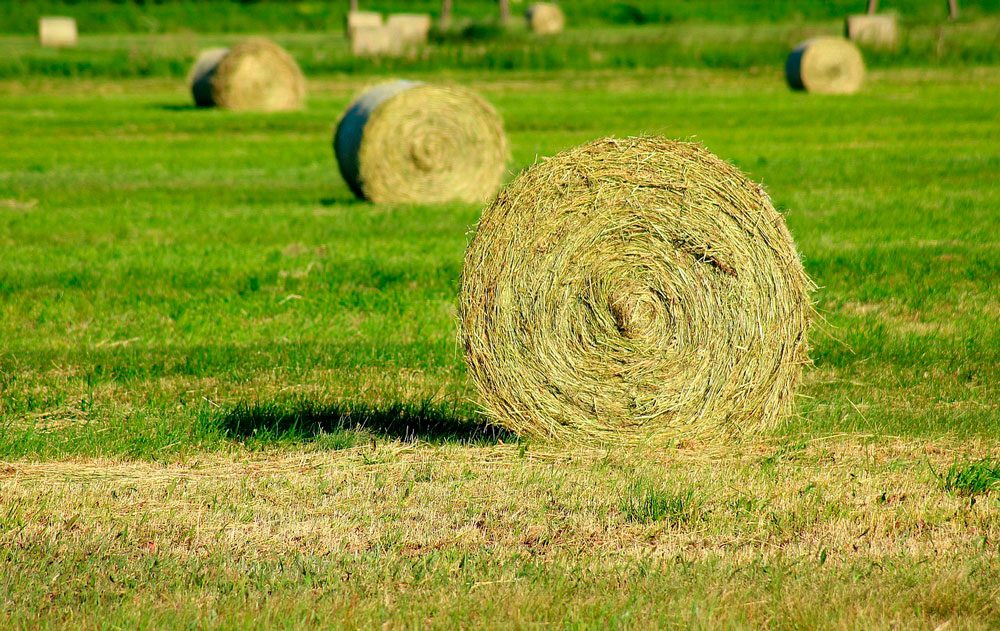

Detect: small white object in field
[39,16,78,48]
[845,14,899,49]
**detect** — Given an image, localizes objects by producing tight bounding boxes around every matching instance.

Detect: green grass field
[2,59,999,628]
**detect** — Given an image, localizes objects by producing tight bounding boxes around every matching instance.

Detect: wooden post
[442,0,453,28]
[498,0,510,24]
[948,0,959,19]
[867,0,878,14]
[350,0,358,11]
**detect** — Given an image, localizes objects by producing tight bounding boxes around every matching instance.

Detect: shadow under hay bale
[786,37,865,95]
[333,80,508,204]
[214,399,513,445]
[39,16,77,48]
[845,14,899,50]
[459,136,813,447]
[187,39,305,111]
[526,3,565,35]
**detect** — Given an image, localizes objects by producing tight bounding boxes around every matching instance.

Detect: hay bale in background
[786,37,865,94]
[387,13,432,47]
[38,16,77,48]
[188,39,305,111]
[188,47,230,107]
[351,25,399,57]
[459,136,812,446]
[333,81,507,204]
[347,10,383,38]
[845,14,899,49]
[526,3,565,35]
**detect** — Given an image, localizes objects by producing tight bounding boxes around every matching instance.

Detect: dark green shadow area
[210,399,515,447]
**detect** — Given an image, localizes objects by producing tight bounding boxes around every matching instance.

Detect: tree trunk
[350,0,358,11]
[442,0,453,28]
[867,0,878,14]
[948,0,959,19]
[498,0,510,24]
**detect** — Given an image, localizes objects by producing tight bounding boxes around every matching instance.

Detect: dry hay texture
[459,136,813,446]
[38,16,77,48]
[188,39,305,111]
[334,81,508,204]
[786,37,865,95]
[526,3,565,35]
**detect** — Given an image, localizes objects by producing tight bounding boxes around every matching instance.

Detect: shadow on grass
[319,196,369,207]
[213,399,514,446]
[157,104,204,111]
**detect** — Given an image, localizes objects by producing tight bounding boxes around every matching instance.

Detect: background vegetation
[2,0,1000,33]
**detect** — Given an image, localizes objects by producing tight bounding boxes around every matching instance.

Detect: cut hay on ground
[38,16,77,48]
[845,14,899,49]
[786,37,865,95]
[188,39,305,111]
[459,136,812,446]
[526,3,565,35]
[333,81,507,204]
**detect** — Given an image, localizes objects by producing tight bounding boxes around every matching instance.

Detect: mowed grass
[1,67,999,628]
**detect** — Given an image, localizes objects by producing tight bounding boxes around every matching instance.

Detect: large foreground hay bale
[386,13,432,47]
[39,16,77,48]
[347,10,383,38]
[189,39,305,111]
[459,136,812,446]
[333,81,508,204]
[786,37,865,94]
[845,14,899,49]
[526,3,565,35]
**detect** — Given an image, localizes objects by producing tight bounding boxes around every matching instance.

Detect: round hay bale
[39,16,77,48]
[188,47,230,107]
[459,136,812,446]
[190,39,305,111]
[786,37,865,95]
[526,3,565,35]
[333,81,508,204]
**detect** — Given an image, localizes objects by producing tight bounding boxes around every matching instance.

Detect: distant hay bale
[526,3,565,35]
[188,47,229,107]
[351,25,400,57]
[845,14,899,49]
[346,10,383,38]
[333,81,508,204]
[386,13,432,47]
[187,39,305,111]
[786,37,865,95]
[38,16,77,48]
[459,136,812,446]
